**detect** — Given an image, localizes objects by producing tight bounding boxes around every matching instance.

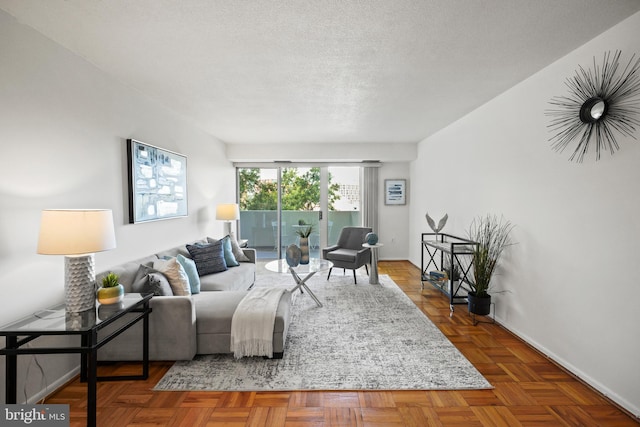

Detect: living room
[1,1,640,425]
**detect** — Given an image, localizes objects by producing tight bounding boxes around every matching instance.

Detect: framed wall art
[127,139,188,223]
[384,179,406,205]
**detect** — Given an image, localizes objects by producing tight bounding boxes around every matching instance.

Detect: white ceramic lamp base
[223,221,232,237]
[65,254,96,312]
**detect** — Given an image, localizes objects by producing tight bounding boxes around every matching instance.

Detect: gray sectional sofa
[96,238,291,361]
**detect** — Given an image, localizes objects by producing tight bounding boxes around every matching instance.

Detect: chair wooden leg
[326,267,333,280]
[353,269,357,284]
[365,264,369,275]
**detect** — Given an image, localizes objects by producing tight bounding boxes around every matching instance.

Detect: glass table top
[264,258,333,274]
[0,293,151,333]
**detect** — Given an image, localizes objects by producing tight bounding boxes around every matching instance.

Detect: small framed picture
[384,179,406,205]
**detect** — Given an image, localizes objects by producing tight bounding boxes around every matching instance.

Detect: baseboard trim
[28,366,79,404]
[405,259,639,419]
[496,321,640,420]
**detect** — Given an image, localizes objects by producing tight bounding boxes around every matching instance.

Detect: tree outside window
[239,168,340,211]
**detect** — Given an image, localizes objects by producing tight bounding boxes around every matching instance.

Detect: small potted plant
[294,222,314,264]
[97,272,124,305]
[467,214,514,316]
[294,222,314,239]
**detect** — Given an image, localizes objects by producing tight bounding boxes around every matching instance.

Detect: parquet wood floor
[47,261,638,426]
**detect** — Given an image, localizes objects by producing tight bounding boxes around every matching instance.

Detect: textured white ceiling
[2,0,639,145]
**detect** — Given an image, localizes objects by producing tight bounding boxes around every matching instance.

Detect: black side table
[0,293,152,427]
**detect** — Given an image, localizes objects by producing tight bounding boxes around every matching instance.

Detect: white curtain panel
[362,166,378,232]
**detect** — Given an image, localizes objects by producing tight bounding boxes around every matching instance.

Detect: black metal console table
[0,293,152,427]
[421,233,478,313]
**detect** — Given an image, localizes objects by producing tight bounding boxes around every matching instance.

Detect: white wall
[0,11,235,402]
[409,12,640,416]
[378,163,410,260]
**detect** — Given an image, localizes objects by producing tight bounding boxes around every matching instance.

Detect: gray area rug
[154,270,492,391]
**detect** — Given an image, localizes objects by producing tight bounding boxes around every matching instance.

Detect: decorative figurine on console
[425,212,448,234]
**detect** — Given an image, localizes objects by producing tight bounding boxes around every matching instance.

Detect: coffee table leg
[6,336,17,404]
[87,331,97,427]
[289,269,323,307]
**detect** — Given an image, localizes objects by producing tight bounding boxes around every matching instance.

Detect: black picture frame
[127,139,188,223]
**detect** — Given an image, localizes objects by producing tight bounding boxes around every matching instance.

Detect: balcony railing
[238,210,361,260]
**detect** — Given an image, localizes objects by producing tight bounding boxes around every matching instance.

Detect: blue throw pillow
[177,254,201,294]
[220,236,239,267]
[186,241,228,276]
[208,236,241,266]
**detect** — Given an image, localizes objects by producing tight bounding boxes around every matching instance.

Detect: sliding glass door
[281,167,321,255]
[237,166,361,260]
[237,167,279,258]
[327,166,361,246]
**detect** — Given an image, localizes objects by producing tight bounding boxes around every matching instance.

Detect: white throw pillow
[230,232,250,262]
[153,257,191,296]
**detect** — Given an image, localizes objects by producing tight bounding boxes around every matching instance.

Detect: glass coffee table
[265,258,333,307]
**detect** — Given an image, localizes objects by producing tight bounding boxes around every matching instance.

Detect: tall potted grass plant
[467,214,514,315]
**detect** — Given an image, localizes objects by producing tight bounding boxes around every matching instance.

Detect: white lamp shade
[216,203,240,221]
[37,209,117,255]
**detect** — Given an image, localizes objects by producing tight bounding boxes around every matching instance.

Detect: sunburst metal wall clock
[546,50,640,162]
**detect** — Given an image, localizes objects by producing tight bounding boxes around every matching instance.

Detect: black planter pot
[467,291,492,316]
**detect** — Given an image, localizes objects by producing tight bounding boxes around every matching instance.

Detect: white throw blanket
[230,287,286,359]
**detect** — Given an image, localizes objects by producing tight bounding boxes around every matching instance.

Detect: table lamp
[216,203,239,236]
[37,209,117,312]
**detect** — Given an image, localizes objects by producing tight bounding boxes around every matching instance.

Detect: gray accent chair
[322,226,372,284]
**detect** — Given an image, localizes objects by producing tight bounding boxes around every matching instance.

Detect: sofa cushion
[130,264,174,296]
[154,257,191,296]
[222,236,239,266]
[147,272,174,296]
[208,236,239,267]
[229,232,250,262]
[199,262,255,291]
[325,248,358,262]
[194,291,289,335]
[187,241,228,275]
[177,254,201,294]
[194,290,292,355]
